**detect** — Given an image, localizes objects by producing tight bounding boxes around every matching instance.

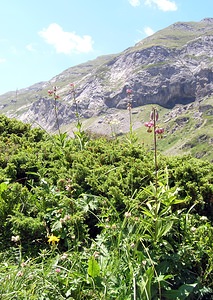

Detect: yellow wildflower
[48,234,60,246]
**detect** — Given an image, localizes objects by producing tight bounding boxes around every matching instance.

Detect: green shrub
[0,114,213,298]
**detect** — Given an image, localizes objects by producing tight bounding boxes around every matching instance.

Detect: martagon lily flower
[48,89,54,95]
[144,121,154,132]
[126,88,133,95]
[155,128,164,134]
[155,127,164,138]
[48,86,60,99]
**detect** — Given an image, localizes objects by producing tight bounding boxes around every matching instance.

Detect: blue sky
[0,0,212,95]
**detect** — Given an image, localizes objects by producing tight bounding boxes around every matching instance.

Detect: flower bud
[150,109,159,121]
[155,111,159,121]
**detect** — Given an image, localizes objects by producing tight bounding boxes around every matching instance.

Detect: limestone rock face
[75,35,213,111]
[1,19,213,132]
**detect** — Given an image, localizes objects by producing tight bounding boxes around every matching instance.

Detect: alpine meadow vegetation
[0,95,213,299]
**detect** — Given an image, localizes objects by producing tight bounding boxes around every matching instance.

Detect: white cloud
[144,26,155,36]
[0,58,6,63]
[145,0,177,11]
[26,44,36,52]
[129,0,141,6]
[39,23,94,54]
[10,47,19,55]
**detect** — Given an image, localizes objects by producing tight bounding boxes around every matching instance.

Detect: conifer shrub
[0,114,213,298]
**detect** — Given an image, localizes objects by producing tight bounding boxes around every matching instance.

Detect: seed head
[124,211,131,218]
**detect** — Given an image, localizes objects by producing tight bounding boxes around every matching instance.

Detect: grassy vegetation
[0,113,212,299]
[127,20,213,53]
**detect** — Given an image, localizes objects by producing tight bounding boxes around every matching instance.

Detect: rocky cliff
[0,18,213,133]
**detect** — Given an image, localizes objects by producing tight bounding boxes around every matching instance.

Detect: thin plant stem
[133,274,137,300]
[72,84,81,128]
[48,85,62,137]
[140,239,162,300]
[127,88,133,138]
[152,107,158,195]
[129,104,133,136]
[53,96,61,136]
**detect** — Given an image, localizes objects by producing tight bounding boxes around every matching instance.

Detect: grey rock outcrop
[1,19,213,132]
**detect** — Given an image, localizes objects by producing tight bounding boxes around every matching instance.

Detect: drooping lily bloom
[155,127,164,138]
[144,121,153,127]
[48,90,54,95]
[155,128,164,134]
[144,121,154,133]
[126,88,133,94]
[48,87,60,99]
[144,121,154,128]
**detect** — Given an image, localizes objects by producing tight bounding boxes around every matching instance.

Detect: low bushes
[0,115,213,299]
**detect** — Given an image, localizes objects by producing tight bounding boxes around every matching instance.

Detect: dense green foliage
[0,114,213,299]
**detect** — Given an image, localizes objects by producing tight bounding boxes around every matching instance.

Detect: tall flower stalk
[69,83,87,150]
[70,83,79,123]
[126,88,133,136]
[48,86,61,135]
[144,107,164,192]
[48,86,71,149]
[70,83,83,132]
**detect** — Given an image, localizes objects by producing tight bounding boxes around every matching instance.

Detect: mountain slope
[0,18,213,161]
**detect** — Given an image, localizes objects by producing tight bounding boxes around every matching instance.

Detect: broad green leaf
[163,283,197,300]
[87,256,100,278]
[0,182,8,195]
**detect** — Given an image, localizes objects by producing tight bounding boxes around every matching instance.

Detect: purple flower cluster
[144,108,164,138]
[48,86,60,99]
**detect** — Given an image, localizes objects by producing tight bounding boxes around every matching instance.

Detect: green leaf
[142,207,154,218]
[0,182,8,195]
[139,267,154,299]
[163,283,197,300]
[51,220,63,232]
[87,256,100,278]
[160,220,174,237]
